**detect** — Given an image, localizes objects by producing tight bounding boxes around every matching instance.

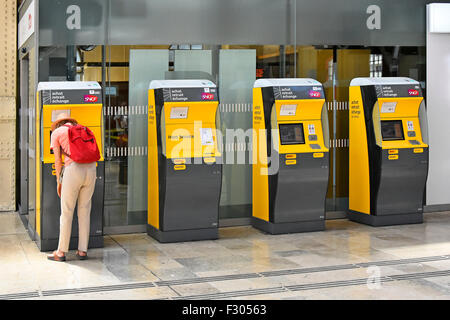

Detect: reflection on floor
[1,211,450,300]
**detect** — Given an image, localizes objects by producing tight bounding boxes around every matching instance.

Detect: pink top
[50,124,74,177]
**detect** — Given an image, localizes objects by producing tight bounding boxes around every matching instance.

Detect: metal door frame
[18,54,30,221]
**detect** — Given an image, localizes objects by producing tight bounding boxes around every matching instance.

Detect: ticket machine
[252,78,330,234]
[348,77,429,226]
[33,82,104,251]
[147,80,222,243]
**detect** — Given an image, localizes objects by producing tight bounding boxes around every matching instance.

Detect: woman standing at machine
[47,113,99,262]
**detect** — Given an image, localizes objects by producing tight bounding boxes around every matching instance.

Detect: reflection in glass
[279,123,305,145]
[381,120,404,141]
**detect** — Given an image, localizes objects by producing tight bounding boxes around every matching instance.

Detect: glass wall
[97,45,295,229]
[37,43,427,232]
[15,0,429,238]
[294,45,426,214]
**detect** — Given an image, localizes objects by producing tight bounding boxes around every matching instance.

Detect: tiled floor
[1,211,450,299]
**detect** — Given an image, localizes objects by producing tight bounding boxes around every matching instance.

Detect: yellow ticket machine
[147,80,222,242]
[349,77,429,226]
[33,82,104,251]
[252,78,330,234]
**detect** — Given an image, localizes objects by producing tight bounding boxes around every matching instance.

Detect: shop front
[17,0,443,236]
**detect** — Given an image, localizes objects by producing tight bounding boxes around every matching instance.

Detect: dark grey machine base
[251,217,325,235]
[147,224,219,243]
[36,235,104,252]
[347,210,423,227]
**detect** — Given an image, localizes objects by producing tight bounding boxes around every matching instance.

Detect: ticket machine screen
[279,123,305,145]
[381,120,404,141]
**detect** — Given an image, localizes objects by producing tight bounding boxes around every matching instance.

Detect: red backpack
[65,124,101,163]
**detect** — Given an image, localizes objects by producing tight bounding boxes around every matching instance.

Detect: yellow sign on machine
[348,77,429,226]
[147,80,222,243]
[252,78,330,234]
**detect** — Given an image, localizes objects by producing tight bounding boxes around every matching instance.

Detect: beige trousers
[58,162,97,253]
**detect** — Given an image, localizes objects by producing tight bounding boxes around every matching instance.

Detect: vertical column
[426,4,450,208]
[0,0,17,211]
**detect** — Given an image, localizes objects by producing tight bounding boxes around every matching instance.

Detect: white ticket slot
[170,107,189,119]
[51,109,71,122]
[380,102,397,113]
[280,104,297,116]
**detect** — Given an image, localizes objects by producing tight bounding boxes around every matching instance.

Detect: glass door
[299,46,425,217]
[296,46,371,216]
[331,48,371,214]
[93,45,171,233]
[97,45,299,231]
[19,55,29,220]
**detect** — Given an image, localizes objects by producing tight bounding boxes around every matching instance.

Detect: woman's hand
[57,182,62,197]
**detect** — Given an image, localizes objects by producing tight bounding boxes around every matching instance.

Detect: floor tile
[1,211,450,300]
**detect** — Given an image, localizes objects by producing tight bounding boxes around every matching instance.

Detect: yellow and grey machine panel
[34,81,104,251]
[147,80,221,243]
[252,78,330,234]
[348,77,428,226]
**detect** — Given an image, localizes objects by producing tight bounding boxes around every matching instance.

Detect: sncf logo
[309,90,321,98]
[202,93,215,100]
[84,95,98,103]
[28,13,32,30]
[408,89,419,96]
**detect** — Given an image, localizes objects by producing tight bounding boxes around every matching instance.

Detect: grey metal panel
[294,0,435,46]
[218,217,252,227]
[27,46,37,232]
[147,224,218,243]
[37,0,449,46]
[38,0,107,46]
[375,149,428,216]
[162,159,221,231]
[348,210,423,227]
[38,0,289,45]
[40,163,104,251]
[108,0,291,45]
[252,217,325,234]
[273,153,329,223]
[19,57,30,215]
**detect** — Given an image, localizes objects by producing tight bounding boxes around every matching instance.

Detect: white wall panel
[426,4,450,206]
